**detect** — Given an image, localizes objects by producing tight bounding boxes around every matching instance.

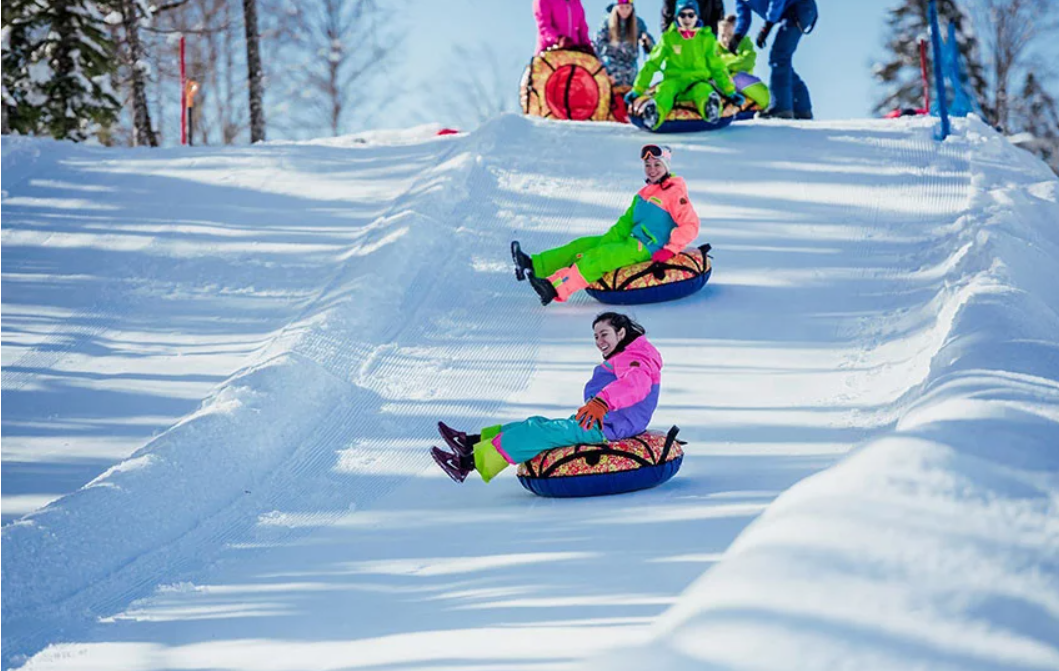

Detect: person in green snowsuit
[624,0,741,130]
[717,13,771,110]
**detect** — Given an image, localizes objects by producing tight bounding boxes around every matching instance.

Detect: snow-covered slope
[2,115,1057,671]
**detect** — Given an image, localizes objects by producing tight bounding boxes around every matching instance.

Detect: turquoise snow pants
[473,417,606,483]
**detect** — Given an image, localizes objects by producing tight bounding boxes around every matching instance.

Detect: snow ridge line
[0,124,522,665]
[588,118,1059,671]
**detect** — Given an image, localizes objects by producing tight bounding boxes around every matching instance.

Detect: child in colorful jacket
[432,313,662,484]
[511,144,699,306]
[534,0,593,55]
[717,14,771,110]
[625,0,742,129]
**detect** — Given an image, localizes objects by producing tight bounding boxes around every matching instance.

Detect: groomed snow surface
[2,115,1058,671]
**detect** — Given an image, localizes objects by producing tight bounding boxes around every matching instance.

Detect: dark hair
[593,311,646,358]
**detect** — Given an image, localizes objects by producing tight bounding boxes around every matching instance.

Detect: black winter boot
[701,92,722,123]
[756,108,794,120]
[438,421,479,458]
[511,241,534,281]
[527,271,558,306]
[431,446,475,483]
[641,99,661,130]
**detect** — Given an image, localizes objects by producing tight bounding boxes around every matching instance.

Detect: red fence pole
[180,35,187,146]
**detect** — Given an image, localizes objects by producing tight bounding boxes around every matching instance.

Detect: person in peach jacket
[512,144,700,305]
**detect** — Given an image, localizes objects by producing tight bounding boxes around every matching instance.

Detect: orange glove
[576,397,609,431]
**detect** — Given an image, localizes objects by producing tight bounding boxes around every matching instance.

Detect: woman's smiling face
[594,320,626,357]
[644,155,667,182]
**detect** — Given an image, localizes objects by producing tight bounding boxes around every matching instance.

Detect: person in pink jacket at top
[534,0,594,54]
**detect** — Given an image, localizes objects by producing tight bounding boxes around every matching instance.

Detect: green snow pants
[532,235,651,284]
[653,76,719,122]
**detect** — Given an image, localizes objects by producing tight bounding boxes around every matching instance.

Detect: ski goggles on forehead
[640,144,670,160]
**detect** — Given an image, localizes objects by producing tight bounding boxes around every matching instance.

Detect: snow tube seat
[517,426,685,498]
[628,86,737,133]
[586,244,712,305]
[520,49,613,122]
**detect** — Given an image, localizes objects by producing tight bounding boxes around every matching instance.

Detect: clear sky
[381,0,891,132]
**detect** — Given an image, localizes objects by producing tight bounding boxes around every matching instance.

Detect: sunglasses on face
[678,11,697,19]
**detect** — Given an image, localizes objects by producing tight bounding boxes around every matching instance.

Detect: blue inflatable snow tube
[630,114,735,133]
[516,427,684,498]
[585,244,712,305]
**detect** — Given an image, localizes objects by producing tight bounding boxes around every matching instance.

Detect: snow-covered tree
[115,0,158,146]
[2,0,120,141]
[873,0,991,119]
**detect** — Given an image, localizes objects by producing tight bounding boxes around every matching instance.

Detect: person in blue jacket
[731,0,817,119]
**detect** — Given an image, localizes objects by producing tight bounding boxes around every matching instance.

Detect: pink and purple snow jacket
[584,335,663,440]
[534,0,592,54]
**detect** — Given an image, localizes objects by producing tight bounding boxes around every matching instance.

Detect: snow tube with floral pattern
[628,86,740,133]
[586,244,713,305]
[517,426,684,498]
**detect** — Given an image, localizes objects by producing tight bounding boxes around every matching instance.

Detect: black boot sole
[431,446,469,483]
[527,272,557,306]
[511,241,532,282]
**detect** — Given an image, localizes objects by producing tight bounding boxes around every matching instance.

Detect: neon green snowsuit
[720,35,757,73]
[632,24,736,124]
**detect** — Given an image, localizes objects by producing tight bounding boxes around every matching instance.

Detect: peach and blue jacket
[607,175,700,255]
[585,336,663,440]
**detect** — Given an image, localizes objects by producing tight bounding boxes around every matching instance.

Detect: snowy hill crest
[2,115,1058,671]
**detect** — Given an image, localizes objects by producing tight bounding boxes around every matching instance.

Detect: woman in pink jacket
[534,0,594,54]
[432,312,662,484]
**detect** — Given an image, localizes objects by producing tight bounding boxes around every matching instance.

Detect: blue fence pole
[928,0,951,140]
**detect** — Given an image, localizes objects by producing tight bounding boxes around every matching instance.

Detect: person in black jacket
[661,0,724,34]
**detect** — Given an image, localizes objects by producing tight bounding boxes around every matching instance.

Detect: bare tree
[119,0,158,146]
[149,0,244,145]
[242,0,266,142]
[971,0,1056,130]
[283,0,396,137]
